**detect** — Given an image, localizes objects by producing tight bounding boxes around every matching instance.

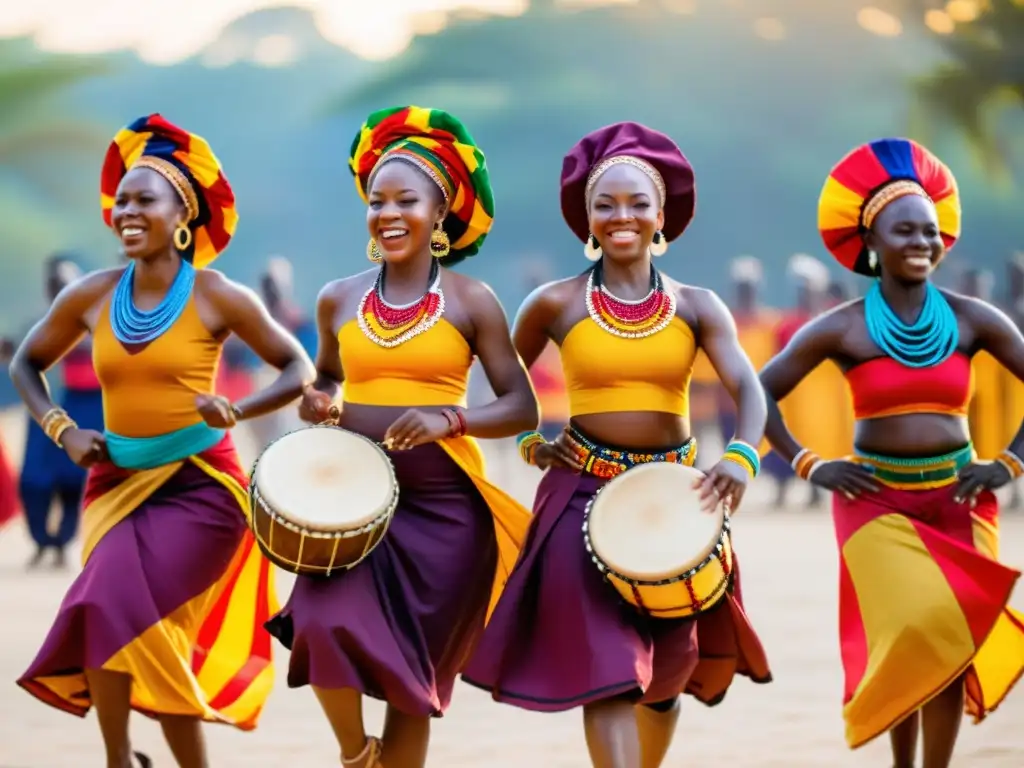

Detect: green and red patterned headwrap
[100,114,237,269]
[349,106,495,265]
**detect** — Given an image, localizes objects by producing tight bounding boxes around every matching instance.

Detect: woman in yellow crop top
[10,115,315,768]
[263,106,537,768]
[463,122,772,768]
[760,138,1024,764]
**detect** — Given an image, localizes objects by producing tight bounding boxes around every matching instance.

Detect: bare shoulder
[317,269,376,307]
[521,273,587,316]
[800,298,863,344]
[443,270,503,310]
[195,268,260,307]
[940,288,1005,324]
[62,267,123,309]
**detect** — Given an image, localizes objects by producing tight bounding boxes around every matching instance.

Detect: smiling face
[110,167,188,260]
[865,194,945,283]
[366,159,447,266]
[587,163,665,264]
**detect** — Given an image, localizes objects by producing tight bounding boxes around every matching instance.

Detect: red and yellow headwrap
[349,106,494,265]
[818,137,961,276]
[100,114,237,270]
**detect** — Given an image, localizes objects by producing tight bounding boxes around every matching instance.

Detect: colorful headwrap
[349,106,494,264]
[100,114,237,270]
[560,121,696,244]
[818,137,961,276]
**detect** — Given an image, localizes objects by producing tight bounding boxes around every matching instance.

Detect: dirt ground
[2,413,1023,767]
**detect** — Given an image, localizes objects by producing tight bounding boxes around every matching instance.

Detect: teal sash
[105,421,225,470]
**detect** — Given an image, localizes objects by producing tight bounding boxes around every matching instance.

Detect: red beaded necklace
[358,262,445,348]
[586,261,675,339]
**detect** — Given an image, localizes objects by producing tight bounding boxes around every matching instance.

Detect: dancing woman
[758,138,1024,767]
[462,122,772,768]
[12,114,315,768]
[264,106,537,768]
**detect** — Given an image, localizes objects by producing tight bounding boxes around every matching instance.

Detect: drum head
[587,463,724,582]
[253,427,395,532]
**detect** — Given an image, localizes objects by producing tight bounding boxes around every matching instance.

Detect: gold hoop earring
[366,237,383,263]
[650,230,668,257]
[583,234,602,262]
[430,224,450,259]
[173,225,192,251]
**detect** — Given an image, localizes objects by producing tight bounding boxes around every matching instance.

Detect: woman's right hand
[61,428,107,468]
[298,387,338,424]
[532,430,584,472]
[808,460,880,498]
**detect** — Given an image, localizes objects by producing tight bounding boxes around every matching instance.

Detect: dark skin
[8,167,315,768]
[760,194,1024,768]
[513,163,766,768]
[297,158,538,768]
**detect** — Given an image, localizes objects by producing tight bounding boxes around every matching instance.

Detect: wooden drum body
[249,425,398,577]
[582,462,733,619]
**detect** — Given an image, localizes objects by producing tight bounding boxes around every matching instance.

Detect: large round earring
[366,237,383,263]
[173,224,192,251]
[583,234,602,262]
[650,230,668,257]
[430,223,450,259]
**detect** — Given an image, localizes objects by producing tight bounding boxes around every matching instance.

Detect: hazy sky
[0,0,533,62]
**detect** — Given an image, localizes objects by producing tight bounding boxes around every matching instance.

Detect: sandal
[342,736,383,767]
[133,752,153,768]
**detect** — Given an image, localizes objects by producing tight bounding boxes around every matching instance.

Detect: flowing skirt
[834,483,1024,748]
[17,436,277,730]
[462,465,771,711]
[265,442,498,717]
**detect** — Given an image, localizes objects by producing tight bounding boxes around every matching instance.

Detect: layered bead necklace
[585,260,676,339]
[110,258,196,345]
[864,280,958,368]
[357,260,445,348]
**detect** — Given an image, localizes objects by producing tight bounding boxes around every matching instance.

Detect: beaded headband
[862,179,931,230]
[585,155,667,208]
[130,156,200,222]
[368,148,453,203]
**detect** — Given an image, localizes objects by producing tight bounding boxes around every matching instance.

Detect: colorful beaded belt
[566,425,696,480]
[852,444,973,490]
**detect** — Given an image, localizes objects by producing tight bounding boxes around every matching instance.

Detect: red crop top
[844,352,973,420]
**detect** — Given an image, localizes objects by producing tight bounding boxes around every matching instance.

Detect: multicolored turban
[349,106,494,264]
[100,114,237,270]
[818,137,961,276]
[560,121,696,244]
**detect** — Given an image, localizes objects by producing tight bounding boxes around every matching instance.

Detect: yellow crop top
[93,296,221,437]
[338,318,471,407]
[560,315,697,416]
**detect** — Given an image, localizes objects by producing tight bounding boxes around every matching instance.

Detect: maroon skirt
[265,443,497,717]
[462,465,772,711]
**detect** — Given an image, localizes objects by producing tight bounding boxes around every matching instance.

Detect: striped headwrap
[349,106,494,265]
[100,114,237,270]
[818,138,961,276]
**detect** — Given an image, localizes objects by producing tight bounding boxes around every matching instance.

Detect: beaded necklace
[585,261,675,339]
[110,259,196,345]
[357,260,445,348]
[864,280,958,368]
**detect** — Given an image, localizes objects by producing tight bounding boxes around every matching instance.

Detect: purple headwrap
[560,121,696,244]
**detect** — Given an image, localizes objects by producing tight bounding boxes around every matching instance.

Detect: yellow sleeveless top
[339,318,472,407]
[560,315,697,416]
[93,296,222,437]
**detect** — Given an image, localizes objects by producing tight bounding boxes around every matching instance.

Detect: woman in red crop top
[463,122,772,768]
[760,138,1024,766]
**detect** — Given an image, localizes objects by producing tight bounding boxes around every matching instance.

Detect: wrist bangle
[792,449,822,481]
[997,450,1024,479]
[41,407,78,447]
[231,403,244,421]
[516,431,545,466]
[722,439,760,479]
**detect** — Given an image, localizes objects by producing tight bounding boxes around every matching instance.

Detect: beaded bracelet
[791,448,824,481]
[721,439,760,479]
[41,407,78,447]
[441,408,467,438]
[996,449,1024,479]
[516,431,546,465]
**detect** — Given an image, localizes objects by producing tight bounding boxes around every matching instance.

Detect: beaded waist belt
[566,425,696,480]
[851,444,973,490]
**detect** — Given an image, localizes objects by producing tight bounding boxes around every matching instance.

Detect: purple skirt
[18,463,247,717]
[265,443,497,717]
[461,466,700,711]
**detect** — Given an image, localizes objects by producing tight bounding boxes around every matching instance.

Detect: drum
[582,462,733,619]
[249,425,398,577]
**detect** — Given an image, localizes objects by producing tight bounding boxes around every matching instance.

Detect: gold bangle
[41,407,77,446]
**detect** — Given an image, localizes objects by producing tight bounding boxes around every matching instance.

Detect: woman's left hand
[196,394,238,429]
[954,461,1012,505]
[694,460,750,514]
[383,409,452,451]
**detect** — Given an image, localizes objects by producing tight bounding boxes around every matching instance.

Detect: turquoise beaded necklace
[110,258,196,345]
[864,280,958,368]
